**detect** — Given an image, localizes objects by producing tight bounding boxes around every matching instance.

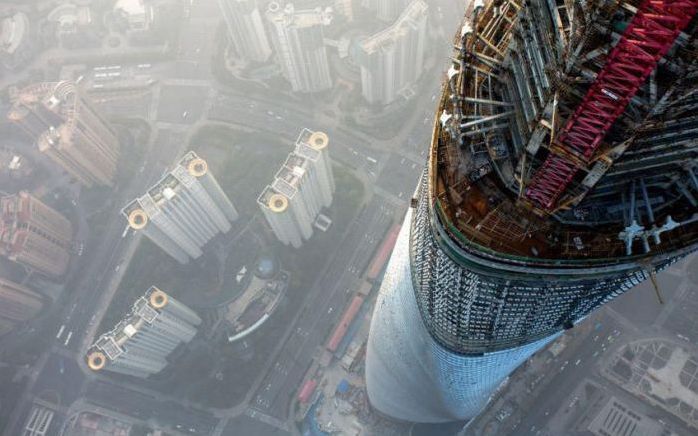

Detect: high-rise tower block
[366,0,698,423]
[8,81,120,187]
[123,151,238,264]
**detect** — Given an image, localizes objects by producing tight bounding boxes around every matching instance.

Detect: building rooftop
[0,12,28,54]
[122,151,210,221]
[87,287,172,370]
[430,0,698,268]
[225,270,287,342]
[359,0,428,54]
[267,3,332,28]
[587,396,666,436]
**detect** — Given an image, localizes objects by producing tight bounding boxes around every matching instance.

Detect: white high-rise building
[258,129,334,248]
[334,0,354,21]
[218,0,272,63]
[123,151,238,264]
[87,287,201,378]
[363,0,411,22]
[357,0,428,104]
[266,3,333,93]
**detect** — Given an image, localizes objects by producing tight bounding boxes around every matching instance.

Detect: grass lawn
[96,238,219,335]
[190,124,291,217]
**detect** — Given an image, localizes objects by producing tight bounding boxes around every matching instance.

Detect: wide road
[207,93,386,172]
[85,380,219,435]
[56,127,177,356]
[511,313,626,436]
[250,196,398,421]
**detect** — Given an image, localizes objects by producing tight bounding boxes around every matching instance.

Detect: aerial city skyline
[0,1,696,436]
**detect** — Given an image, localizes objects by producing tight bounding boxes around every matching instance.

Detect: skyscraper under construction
[366,0,698,423]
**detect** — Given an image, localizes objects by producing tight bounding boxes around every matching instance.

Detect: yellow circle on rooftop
[308,131,328,150]
[87,351,106,371]
[128,209,148,229]
[269,194,288,212]
[149,289,169,309]
[188,158,208,177]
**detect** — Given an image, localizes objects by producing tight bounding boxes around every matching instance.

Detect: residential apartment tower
[357,0,428,104]
[266,3,333,93]
[87,287,201,378]
[0,191,73,277]
[123,151,238,264]
[258,129,334,248]
[7,81,120,187]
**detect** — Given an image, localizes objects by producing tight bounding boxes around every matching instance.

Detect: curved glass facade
[366,208,559,422]
[366,175,684,422]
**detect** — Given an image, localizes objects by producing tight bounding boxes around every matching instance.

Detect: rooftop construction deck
[430,0,698,266]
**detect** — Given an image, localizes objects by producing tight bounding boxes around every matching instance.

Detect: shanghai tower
[366,0,698,424]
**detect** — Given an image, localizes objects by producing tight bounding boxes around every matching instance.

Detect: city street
[472,258,698,436]
[247,196,397,422]
[2,1,482,435]
[85,380,219,435]
[512,314,625,435]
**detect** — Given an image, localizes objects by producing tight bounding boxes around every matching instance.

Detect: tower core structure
[366,0,698,423]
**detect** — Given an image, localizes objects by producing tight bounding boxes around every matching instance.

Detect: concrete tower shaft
[366,0,698,423]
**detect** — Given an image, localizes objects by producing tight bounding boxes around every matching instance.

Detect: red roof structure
[326,295,364,352]
[366,224,401,280]
[297,379,318,403]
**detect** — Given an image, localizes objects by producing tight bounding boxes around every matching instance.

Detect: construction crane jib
[524,0,698,211]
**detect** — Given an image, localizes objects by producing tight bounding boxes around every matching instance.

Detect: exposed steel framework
[525,0,698,210]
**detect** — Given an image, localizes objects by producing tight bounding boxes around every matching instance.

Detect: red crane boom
[525,0,698,210]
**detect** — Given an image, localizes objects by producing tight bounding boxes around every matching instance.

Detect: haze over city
[0,1,696,436]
